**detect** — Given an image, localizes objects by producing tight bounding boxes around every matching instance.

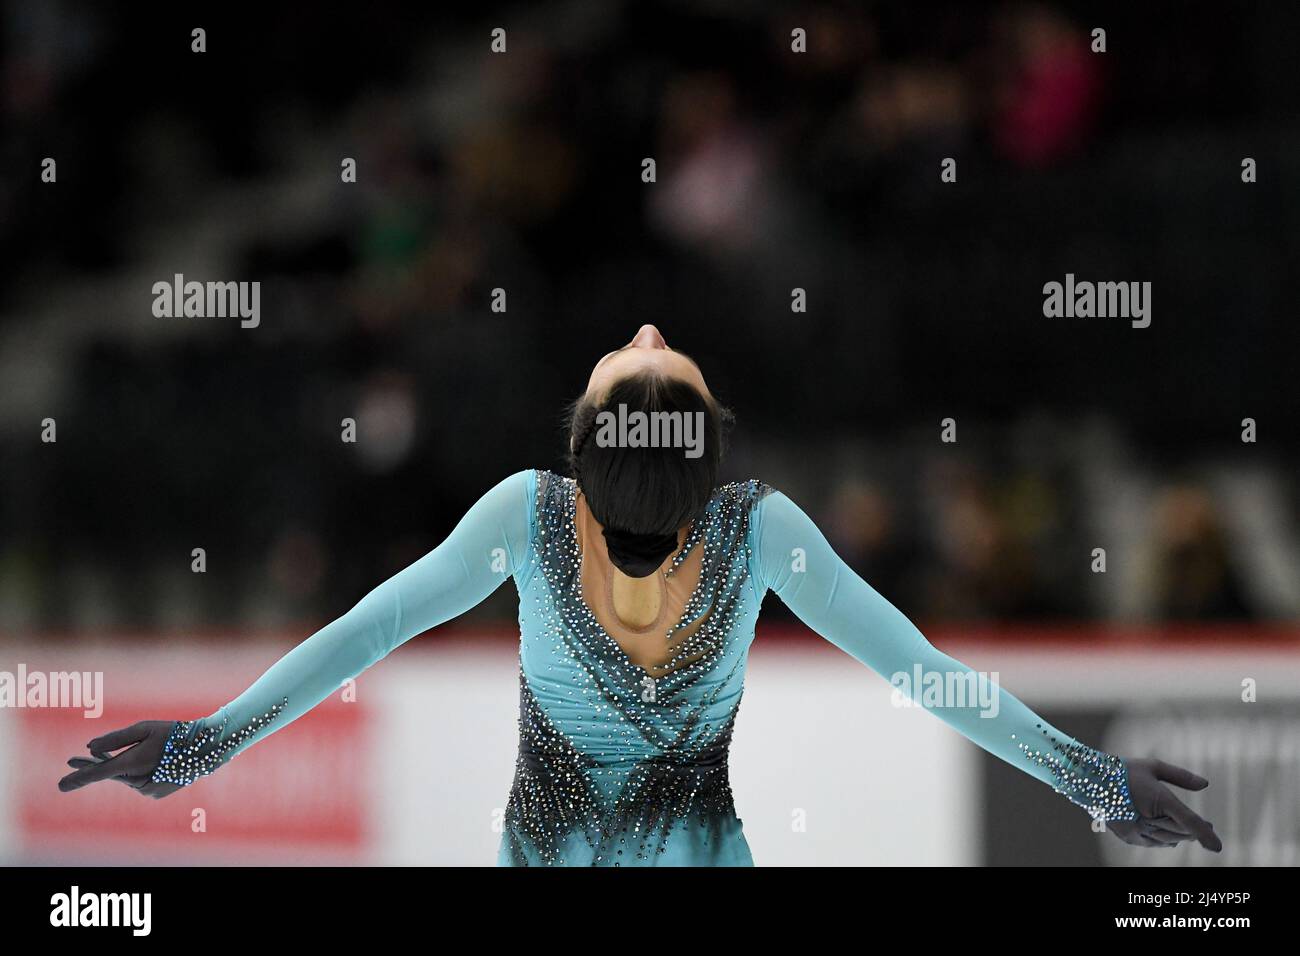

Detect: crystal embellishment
[150,698,289,787]
[1015,723,1138,822]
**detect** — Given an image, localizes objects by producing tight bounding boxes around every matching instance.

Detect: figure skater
[59,324,1221,865]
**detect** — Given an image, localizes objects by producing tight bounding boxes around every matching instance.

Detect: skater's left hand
[58,720,183,799]
[1107,757,1221,852]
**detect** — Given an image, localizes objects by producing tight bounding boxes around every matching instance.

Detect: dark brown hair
[566,370,733,576]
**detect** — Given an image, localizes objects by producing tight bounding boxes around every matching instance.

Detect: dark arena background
[0,0,1296,918]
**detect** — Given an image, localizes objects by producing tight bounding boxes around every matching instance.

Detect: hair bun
[601,526,678,578]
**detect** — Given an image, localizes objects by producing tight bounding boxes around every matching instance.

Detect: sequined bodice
[502,471,772,865]
[164,467,1137,867]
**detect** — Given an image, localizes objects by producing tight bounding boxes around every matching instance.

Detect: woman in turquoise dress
[58,324,1221,865]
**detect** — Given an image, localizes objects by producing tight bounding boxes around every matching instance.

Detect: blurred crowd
[1,1,1297,635]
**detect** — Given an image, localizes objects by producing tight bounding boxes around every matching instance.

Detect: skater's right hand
[58,720,183,799]
[1107,757,1222,852]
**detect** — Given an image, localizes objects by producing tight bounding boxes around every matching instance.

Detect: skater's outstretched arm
[750,489,1221,852]
[59,470,536,797]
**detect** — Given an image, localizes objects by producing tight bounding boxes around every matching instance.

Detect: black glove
[58,720,183,799]
[1108,757,1221,852]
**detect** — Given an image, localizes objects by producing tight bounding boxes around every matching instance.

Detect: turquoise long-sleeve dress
[152,469,1137,865]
